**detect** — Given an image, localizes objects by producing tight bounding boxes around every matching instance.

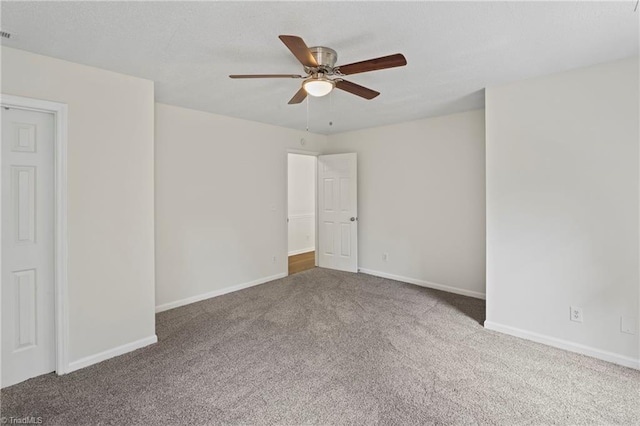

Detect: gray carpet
[2,268,639,425]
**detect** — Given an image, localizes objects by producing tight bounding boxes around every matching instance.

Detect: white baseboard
[484,321,640,370]
[288,247,315,256]
[155,272,287,313]
[67,335,158,374]
[359,268,486,300]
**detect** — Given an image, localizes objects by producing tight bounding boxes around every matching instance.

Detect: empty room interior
[1,1,639,425]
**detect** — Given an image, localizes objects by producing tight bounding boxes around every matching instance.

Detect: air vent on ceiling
[0,30,12,39]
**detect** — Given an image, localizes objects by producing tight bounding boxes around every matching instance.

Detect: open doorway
[287,153,317,275]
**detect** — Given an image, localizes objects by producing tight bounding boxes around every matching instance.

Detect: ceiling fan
[229,35,407,104]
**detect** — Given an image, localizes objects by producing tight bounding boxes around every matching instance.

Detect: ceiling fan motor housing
[308,46,338,71]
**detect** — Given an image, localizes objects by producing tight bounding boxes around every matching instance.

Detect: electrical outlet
[272,255,277,264]
[382,253,389,262]
[570,306,583,323]
[621,315,637,335]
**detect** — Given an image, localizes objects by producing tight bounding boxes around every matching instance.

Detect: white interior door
[2,107,55,388]
[318,153,358,272]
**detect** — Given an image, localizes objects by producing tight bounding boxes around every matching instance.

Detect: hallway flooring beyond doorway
[288,251,315,275]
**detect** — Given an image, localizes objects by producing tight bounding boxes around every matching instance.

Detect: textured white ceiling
[1,1,638,134]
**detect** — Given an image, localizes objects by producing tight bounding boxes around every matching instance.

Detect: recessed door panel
[14,269,37,350]
[12,166,36,244]
[323,178,334,212]
[12,122,36,153]
[339,177,350,212]
[323,221,334,255]
[340,223,351,257]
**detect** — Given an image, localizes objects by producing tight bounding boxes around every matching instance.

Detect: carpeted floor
[2,268,639,425]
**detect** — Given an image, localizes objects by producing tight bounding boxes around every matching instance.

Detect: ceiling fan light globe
[303,79,334,97]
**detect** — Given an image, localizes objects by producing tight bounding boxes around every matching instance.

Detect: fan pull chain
[329,91,333,128]
[306,95,309,132]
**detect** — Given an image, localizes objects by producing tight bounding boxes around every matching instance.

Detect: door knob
[350,217,357,222]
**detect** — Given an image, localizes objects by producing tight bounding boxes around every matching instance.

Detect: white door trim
[1,94,69,377]
[286,149,320,272]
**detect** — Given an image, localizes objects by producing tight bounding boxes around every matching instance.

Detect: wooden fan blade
[288,87,307,104]
[335,80,380,100]
[278,35,318,68]
[337,54,407,76]
[229,74,303,79]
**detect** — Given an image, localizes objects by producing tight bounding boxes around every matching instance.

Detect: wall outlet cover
[621,315,637,335]
[570,306,583,323]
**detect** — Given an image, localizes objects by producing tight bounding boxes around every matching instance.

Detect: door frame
[0,94,69,379]
[286,149,320,274]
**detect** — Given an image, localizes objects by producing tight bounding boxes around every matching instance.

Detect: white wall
[288,154,315,255]
[485,57,640,367]
[155,103,327,311]
[1,47,156,364]
[325,110,486,298]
